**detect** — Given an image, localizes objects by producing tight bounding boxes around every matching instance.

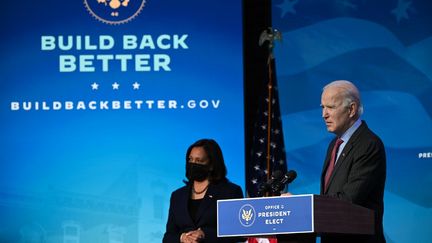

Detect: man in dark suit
[319,80,386,243]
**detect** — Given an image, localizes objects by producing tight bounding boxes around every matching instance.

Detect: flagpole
[259,28,282,184]
[266,56,273,183]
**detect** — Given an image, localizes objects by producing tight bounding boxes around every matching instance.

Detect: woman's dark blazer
[163,180,243,243]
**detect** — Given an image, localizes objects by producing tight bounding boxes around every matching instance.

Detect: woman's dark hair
[185,138,227,183]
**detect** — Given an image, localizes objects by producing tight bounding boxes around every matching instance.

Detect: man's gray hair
[323,80,364,116]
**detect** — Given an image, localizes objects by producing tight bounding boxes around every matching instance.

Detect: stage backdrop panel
[272,0,432,242]
[0,1,244,242]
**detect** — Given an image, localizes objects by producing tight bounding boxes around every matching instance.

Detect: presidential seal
[238,204,256,227]
[84,0,146,25]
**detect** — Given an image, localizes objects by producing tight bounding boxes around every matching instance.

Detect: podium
[217,194,374,241]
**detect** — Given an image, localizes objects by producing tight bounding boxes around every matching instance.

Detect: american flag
[246,57,288,198]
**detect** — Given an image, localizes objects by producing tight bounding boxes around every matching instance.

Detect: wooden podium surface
[313,195,374,235]
[278,195,374,243]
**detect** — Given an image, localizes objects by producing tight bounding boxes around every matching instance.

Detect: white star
[91,82,99,90]
[251,179,258,184]
[277,0,299,18]
[112,82,120,90]
[132,82,140,90]
[254,165,260,171]
[391,0,412,23]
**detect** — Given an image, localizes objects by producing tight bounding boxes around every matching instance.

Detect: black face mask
[186,163,210,182]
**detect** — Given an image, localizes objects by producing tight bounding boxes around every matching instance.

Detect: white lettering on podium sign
[217,194,314,237]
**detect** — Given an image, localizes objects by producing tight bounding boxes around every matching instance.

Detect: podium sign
[217,194,314,237]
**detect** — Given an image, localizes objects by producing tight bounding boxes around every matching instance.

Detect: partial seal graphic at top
[84,0,146,25]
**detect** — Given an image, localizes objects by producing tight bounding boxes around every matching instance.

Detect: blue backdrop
[1,1,244,242]
[273,0,432,242]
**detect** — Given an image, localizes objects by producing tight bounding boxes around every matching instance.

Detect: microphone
[271,170,297,194]
[257,170,283,196]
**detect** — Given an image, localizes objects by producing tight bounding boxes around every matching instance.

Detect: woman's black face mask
[186,163,211,182]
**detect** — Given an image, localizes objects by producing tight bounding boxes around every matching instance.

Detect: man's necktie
[324,138,344,191]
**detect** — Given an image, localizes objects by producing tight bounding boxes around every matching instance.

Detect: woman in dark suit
[163,139,244,243]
